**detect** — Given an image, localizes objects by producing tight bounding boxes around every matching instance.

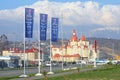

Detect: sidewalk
[10,67,98,80]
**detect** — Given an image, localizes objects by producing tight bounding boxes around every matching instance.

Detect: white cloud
[98,5,120,27]
[0,1,120,40]
[92,27,120,32]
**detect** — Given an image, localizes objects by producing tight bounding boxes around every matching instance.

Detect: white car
[45,61,58,66]
[45,61,51,66]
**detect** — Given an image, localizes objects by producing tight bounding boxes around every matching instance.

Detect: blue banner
[51,17,59,42]
[25,8,34,38]
[40,14,48,40]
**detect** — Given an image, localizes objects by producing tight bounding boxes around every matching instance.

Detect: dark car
[63,62,67,66]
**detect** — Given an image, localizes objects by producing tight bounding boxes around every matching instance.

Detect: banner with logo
[25,8,34,38]
[40,14,48,40]
[51,17,59,42]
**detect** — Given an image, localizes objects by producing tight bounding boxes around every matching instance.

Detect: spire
[70,29,78,41]
[81,35,86,41]
[73,29,76,35]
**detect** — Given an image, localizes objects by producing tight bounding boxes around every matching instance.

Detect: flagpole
[35,14,42,76]
[35,40,42,76]
[23,33,27,76]
[47,17,54,74]
[61,26,64,70]
[19,9,28,78]
[60,13,64,70]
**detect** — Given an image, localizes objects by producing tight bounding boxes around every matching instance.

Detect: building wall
[52,39,92,62]
[2,50,39,62]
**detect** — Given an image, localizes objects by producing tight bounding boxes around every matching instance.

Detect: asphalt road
[10,65,99,80]
[0,63,83,77]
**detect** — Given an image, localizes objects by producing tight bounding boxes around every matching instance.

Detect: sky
[0,0,120,41]
[0,0,120,10]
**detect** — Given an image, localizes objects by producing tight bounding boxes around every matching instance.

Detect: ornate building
[52,29,99,62]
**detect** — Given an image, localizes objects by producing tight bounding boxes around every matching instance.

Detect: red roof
[11,48,42,54]
[53,54,61,58]
[73,54,80,57]
[63,54,80,57]
[81,35,86,41]
[84,45,88,49]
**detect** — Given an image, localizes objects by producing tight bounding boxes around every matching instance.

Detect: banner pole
[61,13,64,70]
[35,14,42,76]
[19,8,28,78]
[47,17,54,75]
[23,34,27,76]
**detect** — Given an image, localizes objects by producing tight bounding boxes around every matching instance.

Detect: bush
[107,62,113,65]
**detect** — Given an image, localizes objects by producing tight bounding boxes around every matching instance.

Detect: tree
[0,34,8,55]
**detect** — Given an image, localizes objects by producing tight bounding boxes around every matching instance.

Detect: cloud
[97,5,120,27]
[92,27,120,32]
[0,1,120,40]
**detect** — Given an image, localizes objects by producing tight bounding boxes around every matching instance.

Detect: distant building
[52,29,99,62]
[0,56,20,68]
[2,48,44,65]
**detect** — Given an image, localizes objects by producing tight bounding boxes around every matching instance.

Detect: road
[10,65,99,80]
[0,64,83,77]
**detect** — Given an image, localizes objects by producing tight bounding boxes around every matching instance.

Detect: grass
[37,65,120,80]
[0,76,18,80]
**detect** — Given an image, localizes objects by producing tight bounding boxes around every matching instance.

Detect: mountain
[87,37,120,59]
[91,29,120,40]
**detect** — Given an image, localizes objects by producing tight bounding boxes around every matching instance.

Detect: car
[45,61,51,66]
[116,61,120,65]
[52,62,57,66]
[63,62,67,66]
[45,61,58,66]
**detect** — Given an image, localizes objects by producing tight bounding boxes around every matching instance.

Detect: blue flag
[51,17,59,42]
[25,8,34,38]
[40,14,48,40]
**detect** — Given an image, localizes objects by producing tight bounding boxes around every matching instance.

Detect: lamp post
[112,43,114,60]
[12,32,16,53]
[80,43,83,68]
